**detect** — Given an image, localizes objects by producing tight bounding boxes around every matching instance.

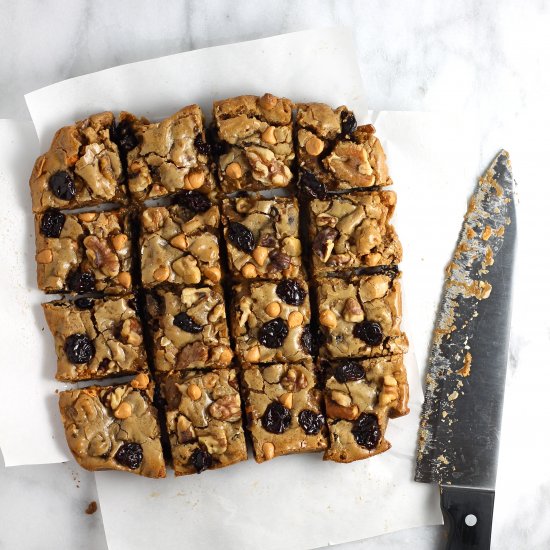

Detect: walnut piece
[83,236,120,277]
[208,395,241,422]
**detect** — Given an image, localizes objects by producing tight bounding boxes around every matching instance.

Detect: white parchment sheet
[0,27,476,548]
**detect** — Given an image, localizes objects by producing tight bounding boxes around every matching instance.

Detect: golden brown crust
[29,112,126,212]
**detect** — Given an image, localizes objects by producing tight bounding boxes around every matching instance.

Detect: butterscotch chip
[241,263,257,279]
[36,249,53,264]
[153,265,170,282]
[187,383,202,401]
[131,373,150,390]
[262,442,275,460]
[114,402,132,419]
[78,212,98,223]
[261,126,277,145]
[170,234,188,250]
[111,233,128,251]
[319,309,337,329]
[226,162,242,179]
[265,301,281,317]
[252,246,269,266]
[287,311,304,328]
[305,136,324,156]
[259,93,278,110]
[117,272,131,289]
[204,266,222,283]
[245,346,261,363]
[187,170,205,190]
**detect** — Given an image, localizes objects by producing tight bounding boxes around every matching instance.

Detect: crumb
[85,501,98,515]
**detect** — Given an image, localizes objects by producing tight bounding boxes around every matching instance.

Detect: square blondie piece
[232,278,313,363]
[29,112,126,213]
[222,195,302,280]
[309,191,402,275]
[35,209,133,294]
[322,356,409,462]
[317,272,408,359]
[241,361,327,463]
[146,286,233,372]
[140,202,221,288]
[58,377,166,478]
[43,295,148,382]
[161,369,247,476]
[122,105,217,201]
[213,94,294,193]
[296,103,391,195]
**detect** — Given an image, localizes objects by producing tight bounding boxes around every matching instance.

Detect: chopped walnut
[208,395,241,422]
[83,236,120,277]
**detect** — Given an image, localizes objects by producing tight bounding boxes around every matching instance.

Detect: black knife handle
[440,485,495,550]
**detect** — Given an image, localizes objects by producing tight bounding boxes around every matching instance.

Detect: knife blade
[415,150,516,549]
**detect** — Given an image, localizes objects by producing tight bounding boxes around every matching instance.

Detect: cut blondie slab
[222,195,302,280]
[35,209,133,294]
[161,369,247,476]
[43,295,148,382]
[58,377,166,478]
[232,278,313,363]
[139,203,221,288]
[321,355,409,462]
[213,94,295,193]
[295,103,391,196]
[241,361,327,463]
[317,272,408,359]
[309,191,402,275]
[29,112,126,213]
[121,105,217,201]
[146,286,233,372]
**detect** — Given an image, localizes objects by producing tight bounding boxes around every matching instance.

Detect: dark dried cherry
[40,209,66,238]
[49,171,75,201]
[65,333,95,363]
[114,442,143,469]
[312,227,339,259]
[193,134,210,156]
[205,126,225,158]
[351,413,381,450]
[227,222,255,254]
[276,279,306,306]
[334,360,365,383]
[299,171,326,199]
[191,447,213,473]
[173,312,203,333]
[258,318,288,348]
[259,234,277,248]
[113,119,138,153]
[298,409,324,435]
[353,320,383,345]
[262,401,291,434]
[67,270,96,293]
[176,190,212,213]
[340,111,357,136]
[74,297,94,310]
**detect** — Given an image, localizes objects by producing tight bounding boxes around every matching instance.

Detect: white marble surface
[1,1,549,549]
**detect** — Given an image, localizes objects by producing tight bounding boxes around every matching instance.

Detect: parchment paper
[9,28,451,548]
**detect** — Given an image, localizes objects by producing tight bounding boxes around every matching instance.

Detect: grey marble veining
[1,1,549,549]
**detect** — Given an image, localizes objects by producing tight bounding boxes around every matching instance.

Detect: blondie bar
[43,295,148,382]
[35,208,133,294]
[241,361,327,463]
[296,103,391,196]
[161,369,247,475]
[58,377,166,478]
[140,203,221,288]
[146,286,233,371]
[121,105,217,201]
[29,112,126,213]
[322,356,409,462]
[213,94,294,193]
[232,278,313,363]
[317,272,408,359]
[222,195,302,280]
[309,191,402,275]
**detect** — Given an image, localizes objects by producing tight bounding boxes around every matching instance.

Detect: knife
[415,150,516,550]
